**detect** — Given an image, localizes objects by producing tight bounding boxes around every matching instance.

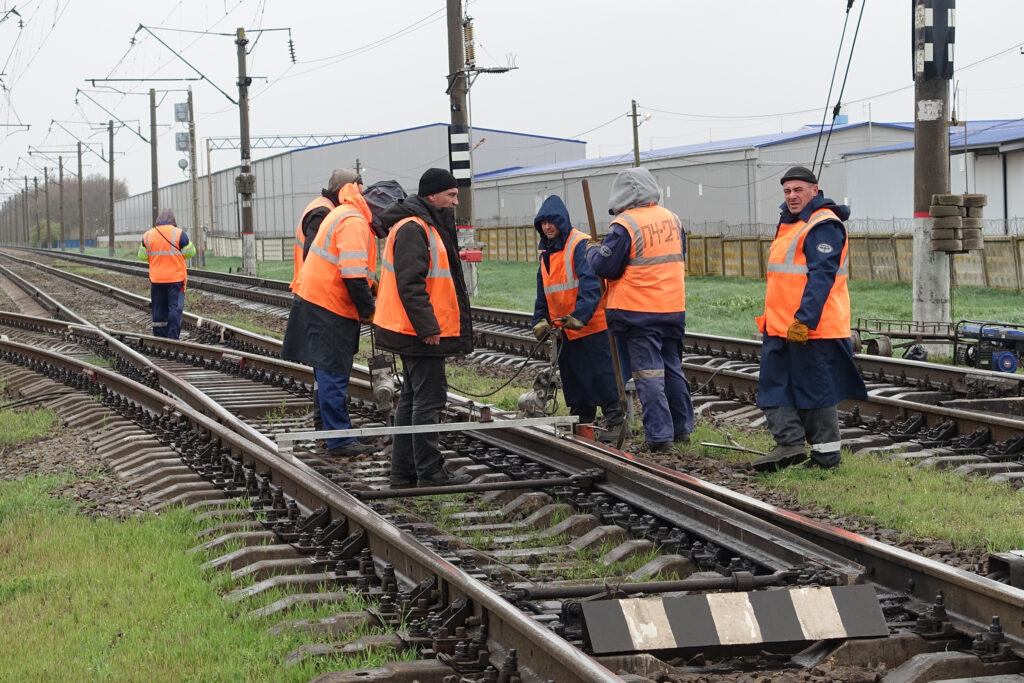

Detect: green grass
[0,475,413,681]
[693,424,1024,552]
[0,407,58,445]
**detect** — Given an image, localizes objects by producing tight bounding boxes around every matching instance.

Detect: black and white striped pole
[911,0,955,354]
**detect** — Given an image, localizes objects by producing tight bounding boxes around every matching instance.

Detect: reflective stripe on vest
[143,225,187,283]
[293,208,374,320]
[374,216,460,338]
[760,208,851,339]
[540,228,607,340]
[604,205,686,314]
[291,196,335,290]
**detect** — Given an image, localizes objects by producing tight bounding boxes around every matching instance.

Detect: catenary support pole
[150,89,159,226]
[77,142,85,254]
[236,27,256,276]
[59,156,65,251]
[912,0,955,355]
[109,120,115,256]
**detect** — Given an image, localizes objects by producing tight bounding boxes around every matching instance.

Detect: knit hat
[155,208,177,226]
[780,166,817,185]
[327,168,361,194]
[417,168,458,197]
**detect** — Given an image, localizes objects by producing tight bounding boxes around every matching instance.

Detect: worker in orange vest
[373,168,474,488]
[586,167,693,452]
[531,194,623,440]
[291,168,360,290]
[138,208,196,339]
[283,178,378,457]
[753,166,867,471]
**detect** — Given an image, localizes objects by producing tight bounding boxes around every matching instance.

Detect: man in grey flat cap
[752,166,866,472]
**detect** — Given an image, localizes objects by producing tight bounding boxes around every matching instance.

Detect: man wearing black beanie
[373,168,474,488]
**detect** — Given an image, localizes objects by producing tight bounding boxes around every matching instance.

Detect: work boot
[644,441,674,453]
[389,475,416,489]
[797,459,839,471]
[751,444,807,472]
[674,432,691,444]
[418,469,473,487]
[327,441,376,457]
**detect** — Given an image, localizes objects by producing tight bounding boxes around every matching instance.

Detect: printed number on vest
[640,219,677,247]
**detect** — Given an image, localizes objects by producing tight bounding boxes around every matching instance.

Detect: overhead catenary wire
[813,0,867,179]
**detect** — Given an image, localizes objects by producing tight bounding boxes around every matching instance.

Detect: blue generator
[953,320,1024,373]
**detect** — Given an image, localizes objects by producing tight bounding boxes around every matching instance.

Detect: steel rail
[0,335,625,683]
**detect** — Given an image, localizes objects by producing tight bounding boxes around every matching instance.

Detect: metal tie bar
[275,415,579,444]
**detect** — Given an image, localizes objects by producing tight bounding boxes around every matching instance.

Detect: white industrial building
[844,119,1024,233]
[114,123,584,239]
[472,121,915,234]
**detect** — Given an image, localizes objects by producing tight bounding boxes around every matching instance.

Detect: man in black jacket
[373,168,474,488]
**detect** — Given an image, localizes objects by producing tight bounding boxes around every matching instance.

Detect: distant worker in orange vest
[586,167,693,452]
[138,208,196,339]
[283,176,378,458]
[753,166,867,471]
[373,168,474,488]
[531,194,623,441]
[291,168,361,290]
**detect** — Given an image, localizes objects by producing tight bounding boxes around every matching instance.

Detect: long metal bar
[276,415,578,443]
[354,472,598,501]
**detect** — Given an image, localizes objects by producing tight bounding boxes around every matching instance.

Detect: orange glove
[786,319,809,344]
[359,312,375,325]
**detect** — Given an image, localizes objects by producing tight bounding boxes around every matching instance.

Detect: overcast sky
[2,1,1022,198]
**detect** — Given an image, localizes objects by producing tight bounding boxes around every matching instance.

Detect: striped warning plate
[583,584,887,654]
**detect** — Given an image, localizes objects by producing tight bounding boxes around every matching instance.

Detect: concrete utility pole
[108,120,116,256]
[59,156,65,251]
[447,0,475,294]
[206,138,215,247]
[150,89,160,226]
[187,88,203,266]
[235,27,257,276]
[22,176,28,245]
[43,167,50,248]
[911,0,955,349]
[631,100,642,168]
[77,142,85,254]
[32,176,39,248]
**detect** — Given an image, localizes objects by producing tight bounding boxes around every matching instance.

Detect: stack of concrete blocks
[929,193,986,252]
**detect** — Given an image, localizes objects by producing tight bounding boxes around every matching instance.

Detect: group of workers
[137,160,866,481]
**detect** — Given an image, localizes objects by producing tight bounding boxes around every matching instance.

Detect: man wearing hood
[290,168,360,291]
[373,168,474,488]
[531,195,623,440]
[753,166,867,471]
[283,178,378,458]
[138,208,196,339]
[586,167,693,452]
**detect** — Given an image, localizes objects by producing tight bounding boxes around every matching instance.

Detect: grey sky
[1,1,1022,198]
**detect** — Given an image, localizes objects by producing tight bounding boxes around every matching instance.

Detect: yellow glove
[359,312,375,325]
[786,319,809,344]
[369,280,379,297]
[562,315,585,330]
[532,320,550,341]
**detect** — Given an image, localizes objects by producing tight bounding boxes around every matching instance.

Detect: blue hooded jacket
[531,195,602,327]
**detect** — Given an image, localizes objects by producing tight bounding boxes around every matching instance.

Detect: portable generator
[953,320,1024,374]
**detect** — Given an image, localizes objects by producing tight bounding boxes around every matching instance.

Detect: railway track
[4,249,1024,680]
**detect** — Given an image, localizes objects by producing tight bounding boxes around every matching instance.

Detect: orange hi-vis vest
[541,228,608,340]
[375,216,461,338]
[759,208,850,339]
[142,224,188,284]
[605,205,685,313]
[293,199,376,320]
[291,195,335,290]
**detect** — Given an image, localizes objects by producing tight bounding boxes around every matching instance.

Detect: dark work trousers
[763,404,842,467]
[391,354,448,480]
[624,334,694,444]
[150,281,185,339]
[314,367,356,451]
